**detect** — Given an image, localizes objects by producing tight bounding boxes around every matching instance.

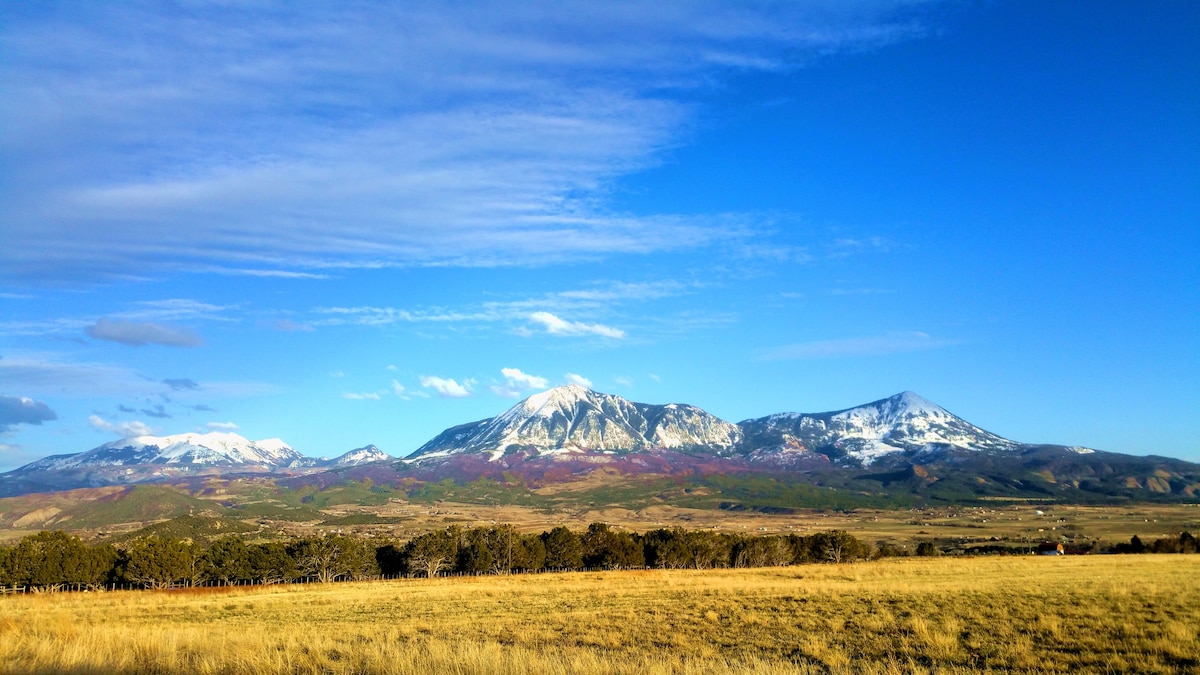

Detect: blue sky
[1,1,1197,469]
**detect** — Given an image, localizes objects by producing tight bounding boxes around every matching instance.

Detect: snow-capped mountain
[409,385,742,461]
[738,391,1022,466]
[409,388,1037,469]
[19,432,302,471]
[327,444,392,467]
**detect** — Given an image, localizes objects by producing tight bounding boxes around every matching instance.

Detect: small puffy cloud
[501,368,548,389]
[648,374,661,383]
[329,370,345,378]
[162,378,199,391]
[420,375,473,398]
[343,391,383,400]
[492,367,549,398]
[386,364,398,371]
[206,421,239,431]
[86,318,203,347]
[88,414,154,438]
[614,376,633,387]
[564,373,593,388]
[0,395,58,432]
[528,312,624,339]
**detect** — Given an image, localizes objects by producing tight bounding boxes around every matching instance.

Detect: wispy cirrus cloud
[527,312,624,339]
[1,3,932,283]
[0,352,278,398]
[312,280,690,341]
[761,332,959,360]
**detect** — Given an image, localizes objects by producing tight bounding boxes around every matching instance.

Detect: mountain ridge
[2,387,1196,503]
[409,387,1033,467]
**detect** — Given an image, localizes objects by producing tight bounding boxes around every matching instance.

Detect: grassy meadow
[2,555,1197,674]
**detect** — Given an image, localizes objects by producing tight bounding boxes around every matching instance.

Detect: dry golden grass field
[2,555,1197,674]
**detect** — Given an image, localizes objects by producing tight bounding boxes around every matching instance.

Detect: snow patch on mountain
[409,385,742,461]
[20,432,302,471]
[739,392,1022,466]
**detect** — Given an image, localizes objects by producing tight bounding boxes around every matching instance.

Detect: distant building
[1038,542,1065,555]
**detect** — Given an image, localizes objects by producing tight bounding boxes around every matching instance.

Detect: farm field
[2,555,1197,674]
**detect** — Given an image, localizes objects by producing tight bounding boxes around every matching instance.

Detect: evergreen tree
[247,542,297,585]
[121,536,195,589]
[581,523,644,570]
[4,531,115,590]
[1181,531,1197,554]
[205,537,251,585]
[404,529,456,578]
[289,533,378,583]
[541,526,583,570]
[455,530,494,573]
[0,545,11,585]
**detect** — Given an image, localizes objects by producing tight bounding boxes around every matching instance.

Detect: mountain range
[2,386,1197,502]
[0,434,390,497]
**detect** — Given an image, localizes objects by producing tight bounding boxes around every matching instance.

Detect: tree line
[5,525,1191,592]
[0,524,872,591]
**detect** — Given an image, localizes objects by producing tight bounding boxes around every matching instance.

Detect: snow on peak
[411,386,741,460]
[522,384,593,412]
[887,391,944,415]
[330,444,391,466]
[81,431,301,467]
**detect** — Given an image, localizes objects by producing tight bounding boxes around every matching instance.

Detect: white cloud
[88,414,155,438]
[391,380,413,400]
[386,364,398,371]
[342,391,383,400]
[614,376,634,387]
[648,374,661,383]
[564,373,593,388]
[528,312,624,339]
[86,318,203,347]
[420,376,473,398]
[492,367,549,398]
[329,370,345,378]
[206,421,239,432]
[761,332,960,360]
[501,368,548,390]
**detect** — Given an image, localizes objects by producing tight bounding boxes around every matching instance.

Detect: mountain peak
[522,384,593,410]
[410,386,741,461]
[882,391,945,416]
[328,444,391,467]
[49,431,302,469]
